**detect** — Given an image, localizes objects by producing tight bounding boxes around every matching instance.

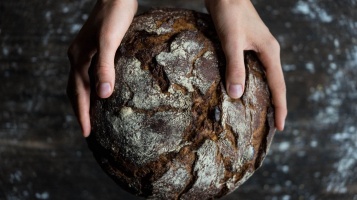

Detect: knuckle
[282,107,288,115]
[275,81,287,96]
[67,43,95,69]
[226,65,245,81]
[67,43,84,66]
[267,36,280,52]
[96,62,112,72]
[275,78,286,89]
[96,63,114,78]
[229,67,245,77]
[257,35,280,53]
[66,84,88,102]
[281,83,287,93]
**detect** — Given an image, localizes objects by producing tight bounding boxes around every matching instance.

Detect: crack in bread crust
[88,8,275,200]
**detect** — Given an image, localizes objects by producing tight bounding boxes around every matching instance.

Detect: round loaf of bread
[87,8,275,199]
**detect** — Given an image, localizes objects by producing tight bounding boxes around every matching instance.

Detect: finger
[205,1,246,99]
[95,0,137,98]
[67,43,94,137]
[222,37,246,99]
[256,38,287,131]
[67,68,91,137]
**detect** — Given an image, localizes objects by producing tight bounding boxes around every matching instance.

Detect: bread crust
[88,8,275,200]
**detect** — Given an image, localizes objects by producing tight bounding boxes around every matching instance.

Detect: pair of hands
[67,0,287,137]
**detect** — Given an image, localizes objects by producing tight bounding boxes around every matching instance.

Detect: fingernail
[98,82,111,98]
[229,84,243,99]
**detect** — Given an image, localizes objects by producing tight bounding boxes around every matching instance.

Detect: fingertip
[275,108,287,131]
[276,120,285,132]
[73,89,92,138]
[95,59,115,99]
[97,82,112,98]
[224,49,246,99]
[78,111,91,137]
[81,124,91,138]
[227,83,243,99]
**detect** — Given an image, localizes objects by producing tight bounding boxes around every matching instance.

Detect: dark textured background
[1,0,356,199]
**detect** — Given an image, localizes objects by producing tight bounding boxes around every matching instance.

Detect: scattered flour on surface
[307,41,357,193]
[293,0,333,23]
[326,126,357,193]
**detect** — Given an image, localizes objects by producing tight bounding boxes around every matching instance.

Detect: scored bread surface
[88,8,275,200]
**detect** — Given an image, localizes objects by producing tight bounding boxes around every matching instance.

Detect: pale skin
[67,0,287,137]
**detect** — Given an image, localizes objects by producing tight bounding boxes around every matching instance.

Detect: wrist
[98,0,138,5]
[205,0,251,8]
[96,0,138,12]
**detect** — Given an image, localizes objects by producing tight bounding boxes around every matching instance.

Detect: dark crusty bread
[87,8,275,200]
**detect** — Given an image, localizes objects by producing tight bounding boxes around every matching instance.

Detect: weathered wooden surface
[0,0,356,199]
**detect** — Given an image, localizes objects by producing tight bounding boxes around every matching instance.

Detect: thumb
[205,0,246,99]
[95,43,116,98]
[224,43,246,99]
[94,0,138,99]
